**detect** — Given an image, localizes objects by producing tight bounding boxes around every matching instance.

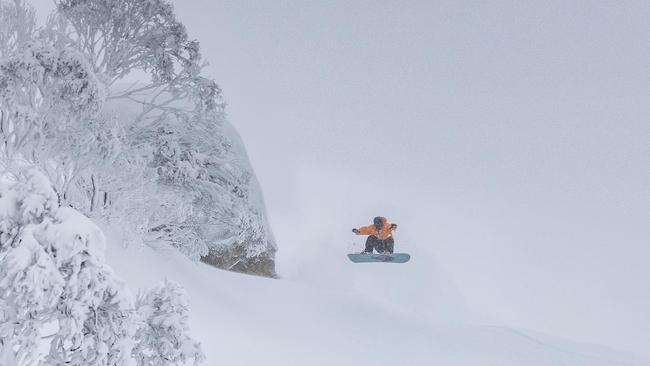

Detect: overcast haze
[30,0,650,356]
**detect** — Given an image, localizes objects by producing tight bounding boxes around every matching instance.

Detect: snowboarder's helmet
[373,216,384,228]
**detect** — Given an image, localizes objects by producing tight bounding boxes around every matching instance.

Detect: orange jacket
[354,217,395,240]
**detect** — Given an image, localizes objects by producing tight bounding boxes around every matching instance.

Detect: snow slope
[105,229,648,366]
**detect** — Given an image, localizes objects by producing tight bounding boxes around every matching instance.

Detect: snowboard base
[347,253,411,263]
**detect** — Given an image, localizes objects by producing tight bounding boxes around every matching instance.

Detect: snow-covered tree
[50,0,222,120]
[53,0,198,83]
[0,164,134,365]
[49,0,277,274]
[0,163,203,365]
[0,165,61,365]
[133,280,204,366]
[46,0,220,246]
[0,41,107,194]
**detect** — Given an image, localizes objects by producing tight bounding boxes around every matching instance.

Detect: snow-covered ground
[105,227,649,366]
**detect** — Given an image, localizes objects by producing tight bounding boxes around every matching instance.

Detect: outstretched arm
[353,225,374,235]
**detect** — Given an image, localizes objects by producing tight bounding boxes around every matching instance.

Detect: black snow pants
[363,235,394,254]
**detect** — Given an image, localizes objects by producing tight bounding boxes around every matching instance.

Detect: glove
[352,228,359,234]
[391,223,397,230]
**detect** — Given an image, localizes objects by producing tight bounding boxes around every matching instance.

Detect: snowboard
[347,253,411,263]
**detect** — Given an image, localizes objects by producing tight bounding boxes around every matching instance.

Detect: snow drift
[106,229,650,366]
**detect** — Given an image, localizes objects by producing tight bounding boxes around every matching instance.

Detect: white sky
[30,0,650,357]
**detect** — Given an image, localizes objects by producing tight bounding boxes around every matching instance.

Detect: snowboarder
[352,216,398,254]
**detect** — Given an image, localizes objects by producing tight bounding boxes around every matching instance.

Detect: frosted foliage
[0,0,36,59]
[0,42,104,118]
[133,280,204,366]
[0,165,131,365]
[203,123,276,259]
[55,0,200,83]
[52,0,222,115]
[0,165,203,365]
[144,116,275,261]
[0,40,107,198]
[0,168,60,366]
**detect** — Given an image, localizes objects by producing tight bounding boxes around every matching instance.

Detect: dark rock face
[201,246,277,278]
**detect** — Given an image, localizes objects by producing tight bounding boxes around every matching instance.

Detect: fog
[30,0,650,356]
